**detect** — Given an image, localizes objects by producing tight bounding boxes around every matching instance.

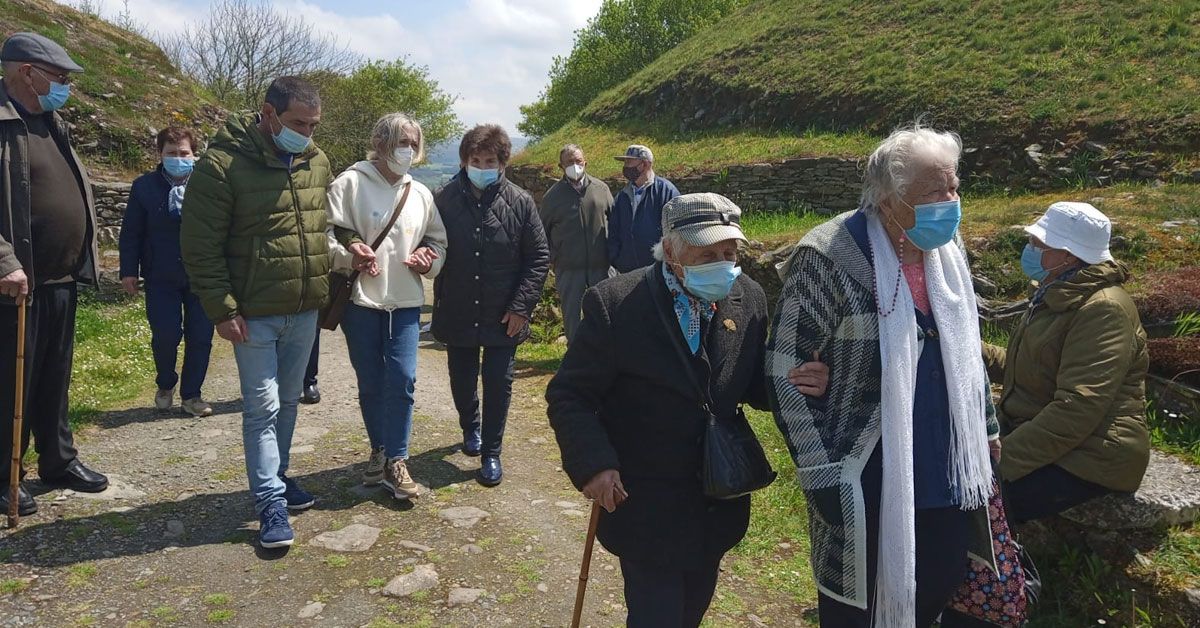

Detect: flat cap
[1,32,84,73]
[662,193,746,247]
[613,144,653,162]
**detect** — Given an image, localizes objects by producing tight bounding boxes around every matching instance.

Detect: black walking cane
[7,297,27,528]
[570,501,602,628]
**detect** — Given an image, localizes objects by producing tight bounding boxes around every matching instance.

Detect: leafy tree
[518,0,747,139]
[314,60,463,172]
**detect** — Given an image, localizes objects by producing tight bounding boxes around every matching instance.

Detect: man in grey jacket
[537,144,614,343]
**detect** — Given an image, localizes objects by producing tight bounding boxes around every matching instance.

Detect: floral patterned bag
[948,483,1035,627]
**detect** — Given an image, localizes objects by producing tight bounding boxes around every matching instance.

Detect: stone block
[1060,451,1200,530]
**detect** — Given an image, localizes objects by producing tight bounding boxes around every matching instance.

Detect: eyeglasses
[30,65,72,86]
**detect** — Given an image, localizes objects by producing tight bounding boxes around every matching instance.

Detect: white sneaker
[154,388,174,411]
[362,447,386,486]
[181,397,213,417]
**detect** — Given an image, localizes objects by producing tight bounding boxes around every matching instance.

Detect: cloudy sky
[94,0,605,135]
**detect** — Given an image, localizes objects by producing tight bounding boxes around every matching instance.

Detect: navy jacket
[119,165,189,286]
[606,175,679,273]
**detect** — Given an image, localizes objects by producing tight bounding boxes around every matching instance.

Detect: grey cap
[1,32,84,73]
[613,144,653,162]
[662,193,746,247]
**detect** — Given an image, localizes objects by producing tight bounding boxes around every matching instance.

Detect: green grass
[0,578,30,594]
[1147,400,1200,466]
[205,609,235,623]
[202,593,230,607]
[573,0,1200,165]
[516,342,567,374]
[739,206,831,243]
[68,293,156,428]
[514,120,878,181]
[66,563,98,587]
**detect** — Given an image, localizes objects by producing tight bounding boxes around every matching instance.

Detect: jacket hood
[210,113,320,167]
[1043,260,1130,312]
[347,160,411,187]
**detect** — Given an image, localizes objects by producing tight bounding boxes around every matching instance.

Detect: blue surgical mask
[271,112,311,154]
[682,260,741,302]
[904,199,962,251]
[37,78,71,112]
[162,157,194,179]
[467,165,500,189]
[1021,243,1049,282]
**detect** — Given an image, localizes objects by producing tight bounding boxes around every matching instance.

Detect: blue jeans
[145,281,213,399]
[342,304,420,459]
[232,310,317,513]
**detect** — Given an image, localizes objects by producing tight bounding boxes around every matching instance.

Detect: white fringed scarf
[866,214,993,627]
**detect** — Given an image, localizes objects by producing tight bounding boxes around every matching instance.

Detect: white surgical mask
[387,146,414,177]
[565,163,585,181]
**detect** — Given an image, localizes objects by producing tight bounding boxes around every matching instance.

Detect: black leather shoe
[40,460,109,493]
[462,430,481,457]
[477,456,502,487]
[0,483,37,516]
[301,383,321,404]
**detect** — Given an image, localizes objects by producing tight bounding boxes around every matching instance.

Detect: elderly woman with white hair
[327,112,448,500]
[985,202,1150,524]
[766,124,1001,627]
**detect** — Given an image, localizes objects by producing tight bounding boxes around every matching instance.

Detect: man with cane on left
[0,32,110,519]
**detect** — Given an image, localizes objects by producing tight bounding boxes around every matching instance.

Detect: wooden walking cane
[570,501,602,628]
[7,297,27,528]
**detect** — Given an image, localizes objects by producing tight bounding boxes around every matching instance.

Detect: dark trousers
[446,345,515,457]
[145,281,213,399]
[817,446,973,628]
[1003,463,1113,525]
[304,326,319,388]
[0,283,79,483]
[619,557,722,628]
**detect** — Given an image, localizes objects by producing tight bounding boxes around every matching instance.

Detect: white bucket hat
[1023,201,1114,265]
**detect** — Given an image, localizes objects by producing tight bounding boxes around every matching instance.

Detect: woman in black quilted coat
[432,124,549,487]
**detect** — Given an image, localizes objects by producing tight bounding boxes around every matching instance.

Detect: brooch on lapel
[723,319,737,332]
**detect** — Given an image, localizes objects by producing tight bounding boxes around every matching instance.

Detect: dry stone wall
[93,181,132,246]
[509,156,864,213]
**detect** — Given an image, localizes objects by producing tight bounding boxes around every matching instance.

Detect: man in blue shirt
[606,144,679,273]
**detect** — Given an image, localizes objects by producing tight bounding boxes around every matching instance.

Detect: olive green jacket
[180,114,332,323]
[984,261,1150,492]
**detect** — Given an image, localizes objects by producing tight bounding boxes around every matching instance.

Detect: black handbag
[644,269,777,499]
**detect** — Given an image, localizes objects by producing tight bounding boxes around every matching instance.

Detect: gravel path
[0,289,810,627]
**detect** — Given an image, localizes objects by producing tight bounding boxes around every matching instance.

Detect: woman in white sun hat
[983,201,1150,525]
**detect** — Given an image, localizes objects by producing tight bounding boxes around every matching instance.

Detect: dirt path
[0,295,811,627]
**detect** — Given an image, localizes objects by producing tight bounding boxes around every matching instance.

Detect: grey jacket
[0,81,99,301]
[538,174,612,275]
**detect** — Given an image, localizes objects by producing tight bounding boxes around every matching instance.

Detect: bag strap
[642,268,715,413]
[345,182,412,284]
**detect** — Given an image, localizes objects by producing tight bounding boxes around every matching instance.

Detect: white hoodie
[326,161,448,311]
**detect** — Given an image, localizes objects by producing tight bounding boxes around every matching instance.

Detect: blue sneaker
[258,502,294,548]
[280,474,315,511]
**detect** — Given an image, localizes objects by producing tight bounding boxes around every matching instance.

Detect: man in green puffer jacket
[181,76,331,549]
[984,202,1150,525]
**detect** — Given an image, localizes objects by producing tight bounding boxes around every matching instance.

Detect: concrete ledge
[1060,451,1200,530]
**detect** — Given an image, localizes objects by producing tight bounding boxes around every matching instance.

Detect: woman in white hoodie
[327,113,448,500]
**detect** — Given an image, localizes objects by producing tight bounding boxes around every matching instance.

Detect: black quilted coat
[432,170,549,347]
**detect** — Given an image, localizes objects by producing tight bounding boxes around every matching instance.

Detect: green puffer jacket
[983,261,1150,492]
[180,114,332,323]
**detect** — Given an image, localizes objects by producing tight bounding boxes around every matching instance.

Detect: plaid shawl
[766,210,998,608]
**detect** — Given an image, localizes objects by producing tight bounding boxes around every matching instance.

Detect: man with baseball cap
[984,201,1150,525]
[606,143,679,273]
[548,193,827,626]
[0,32,107,517]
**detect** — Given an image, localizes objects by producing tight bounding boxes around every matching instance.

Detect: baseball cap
[1024,201,1113,265]
[1,32,84,73]
[614,144,653,162]
[662,193,746,248]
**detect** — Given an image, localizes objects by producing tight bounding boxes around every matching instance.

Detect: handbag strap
[346,182,411,283]
[642,268,716,415]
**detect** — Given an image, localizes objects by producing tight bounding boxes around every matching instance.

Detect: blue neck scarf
[662,264,715,355]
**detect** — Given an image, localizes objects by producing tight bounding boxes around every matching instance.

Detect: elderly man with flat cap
[0,32,108,517]
[606,144,679,274]
[547,193,827,627]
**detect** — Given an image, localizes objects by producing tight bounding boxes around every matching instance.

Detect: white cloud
[95,0,603,133]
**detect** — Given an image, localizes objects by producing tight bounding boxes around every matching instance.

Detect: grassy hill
[520,0,1200,179]
[0,0,221,178]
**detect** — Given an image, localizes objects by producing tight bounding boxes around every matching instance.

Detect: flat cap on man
[662,192,746,248]
[1,32,85,73]
[614,144,653,162]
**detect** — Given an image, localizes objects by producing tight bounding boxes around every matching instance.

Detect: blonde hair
[367,112,425,164]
